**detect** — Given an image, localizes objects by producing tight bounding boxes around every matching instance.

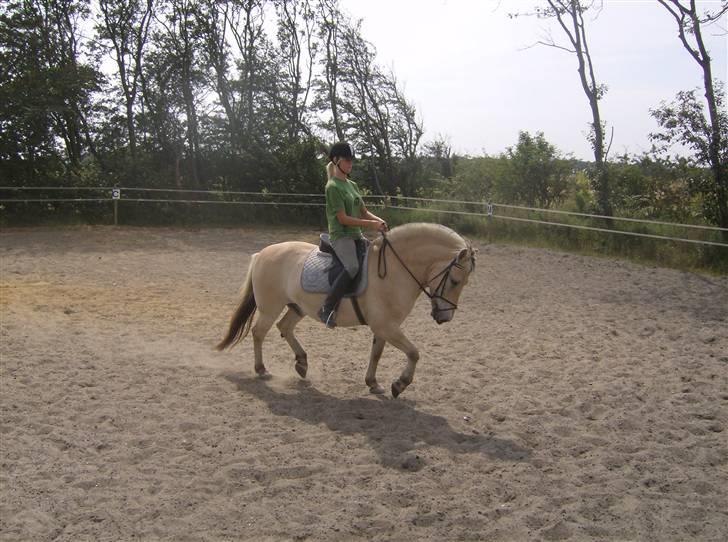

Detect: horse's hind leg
[276,305,308,378]
[252,312,278,378]
[365,336,386,394]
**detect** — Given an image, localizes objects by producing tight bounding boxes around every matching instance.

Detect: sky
[337,0,728,161]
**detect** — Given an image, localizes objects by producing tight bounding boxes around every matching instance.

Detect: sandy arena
[1,226,726,541]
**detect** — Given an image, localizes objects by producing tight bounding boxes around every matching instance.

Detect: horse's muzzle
[432,309,454,325]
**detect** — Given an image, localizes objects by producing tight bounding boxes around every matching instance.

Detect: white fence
[1,186,727,248]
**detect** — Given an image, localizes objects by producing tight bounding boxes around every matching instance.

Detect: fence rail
[1,186,727,248]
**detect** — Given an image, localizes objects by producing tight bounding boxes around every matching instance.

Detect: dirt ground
[1,226,726,541]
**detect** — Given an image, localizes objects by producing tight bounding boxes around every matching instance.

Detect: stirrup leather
[318,307,337,328]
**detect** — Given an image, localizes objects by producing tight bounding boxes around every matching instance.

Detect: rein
[376,233,464,314]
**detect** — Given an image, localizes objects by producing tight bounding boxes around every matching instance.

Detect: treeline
[426,132,714,225]
[1,0,423,197]
[1,0,726,232]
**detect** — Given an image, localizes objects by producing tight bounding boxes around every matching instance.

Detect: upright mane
[382,222,467,251]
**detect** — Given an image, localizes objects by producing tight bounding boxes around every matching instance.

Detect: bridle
[376,233,472,317]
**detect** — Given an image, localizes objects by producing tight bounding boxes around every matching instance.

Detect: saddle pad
[301,248,369,296]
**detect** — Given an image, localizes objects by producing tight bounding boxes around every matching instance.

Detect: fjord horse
[217,223,476,397]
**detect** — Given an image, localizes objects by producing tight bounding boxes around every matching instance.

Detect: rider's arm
[335,209,382,230]
[361,205,387,228]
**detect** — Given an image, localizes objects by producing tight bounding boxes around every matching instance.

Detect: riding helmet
[328,142,355,161]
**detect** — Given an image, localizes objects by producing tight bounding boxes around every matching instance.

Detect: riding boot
[318,270,354,328]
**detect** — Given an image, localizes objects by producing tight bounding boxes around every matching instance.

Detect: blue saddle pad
[301,247,369,296]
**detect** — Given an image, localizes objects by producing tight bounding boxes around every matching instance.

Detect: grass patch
[376,204,727,276]
[3,199,726,275]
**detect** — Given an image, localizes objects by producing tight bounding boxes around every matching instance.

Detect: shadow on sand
[222,372,531,471]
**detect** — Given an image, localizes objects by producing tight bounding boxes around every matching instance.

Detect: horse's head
[429,243,477,325]
[375,224,478,326]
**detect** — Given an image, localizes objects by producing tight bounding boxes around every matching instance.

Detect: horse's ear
[465,240,478,257]
[459,245,477,271]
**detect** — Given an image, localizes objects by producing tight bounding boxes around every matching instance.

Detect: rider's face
[336,157,353,175]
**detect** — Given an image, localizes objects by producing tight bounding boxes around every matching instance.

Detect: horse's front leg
[365,336,386,394]
[381,329,419,398]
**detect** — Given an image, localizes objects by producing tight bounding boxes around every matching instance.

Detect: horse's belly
[253,242,314,304]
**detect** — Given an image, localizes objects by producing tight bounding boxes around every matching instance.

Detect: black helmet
[328,142,354,161]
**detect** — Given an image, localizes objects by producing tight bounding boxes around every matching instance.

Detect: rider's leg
[318,269,354,328]
[318,237,360,328]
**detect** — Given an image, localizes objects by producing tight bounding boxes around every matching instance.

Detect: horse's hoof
[391,380,406,398]
[369,384,385,395]
[256,370,272,380]
[295,360,308,378]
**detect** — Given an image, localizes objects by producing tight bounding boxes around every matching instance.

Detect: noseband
[376,233,467,316]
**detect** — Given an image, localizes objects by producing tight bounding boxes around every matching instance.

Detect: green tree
[448,155,506,203]
[330,19,422,195]
[422,136,454,180]
[96,0,154,158]
[609,154,700,222]
[498,131,571,208]
[315,0,345,141]
[653,0,728,229]
[517,0,612,215]
[151,0,206,188]
[650,88,728,227]
[275,0,318,144]
[0,0,100,184]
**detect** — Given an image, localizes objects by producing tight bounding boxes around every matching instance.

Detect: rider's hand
[378,220,389,232]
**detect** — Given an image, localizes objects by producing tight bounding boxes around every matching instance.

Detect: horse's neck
[383,232,458,281]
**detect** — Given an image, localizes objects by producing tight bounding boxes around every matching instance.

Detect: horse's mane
[382,222,466,250]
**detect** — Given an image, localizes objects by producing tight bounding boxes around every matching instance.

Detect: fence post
[112,188,121,225]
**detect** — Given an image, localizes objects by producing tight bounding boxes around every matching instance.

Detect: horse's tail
[216,253,258,351]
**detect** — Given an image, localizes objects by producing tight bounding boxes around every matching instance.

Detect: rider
[318,142,388,328]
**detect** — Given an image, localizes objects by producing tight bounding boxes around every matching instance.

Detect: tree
[138,43,187,186]
[0,0,100,182]
[97,0,154,158]
[153,0,204,188]
[445,155,507,204]
[423,136,454,179]
[1,0,425,203]
[500,131,571,208]
[0,1,59,182]
[653,0,728,229]
[520,0,612,215]
[275,0,318,143]
[333,20,423,195]
[610,154,700,223]
[316,0,344,141]
[196,0,241,151]
[650,87,728,227]
[229,0,272,152]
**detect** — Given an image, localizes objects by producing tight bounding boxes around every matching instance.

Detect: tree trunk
[691,11,728,229]
[546,0,612,216]
[181,63,200,189]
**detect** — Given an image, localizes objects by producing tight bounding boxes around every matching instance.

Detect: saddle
[300,234,370,296]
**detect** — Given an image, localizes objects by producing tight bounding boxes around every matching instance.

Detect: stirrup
[318,307,337,329]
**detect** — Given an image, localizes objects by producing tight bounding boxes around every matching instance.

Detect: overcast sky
[337,0,728,161]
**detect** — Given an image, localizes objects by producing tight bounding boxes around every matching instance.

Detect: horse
[216,223,477,398]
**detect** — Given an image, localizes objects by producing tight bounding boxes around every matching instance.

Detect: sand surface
[1,226,727,541]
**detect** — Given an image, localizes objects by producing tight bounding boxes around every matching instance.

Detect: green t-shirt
[325,176,364,241]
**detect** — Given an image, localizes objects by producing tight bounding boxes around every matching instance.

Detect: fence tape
[1,187,726,247]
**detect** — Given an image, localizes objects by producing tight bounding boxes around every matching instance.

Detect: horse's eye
[450,279,460,287]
